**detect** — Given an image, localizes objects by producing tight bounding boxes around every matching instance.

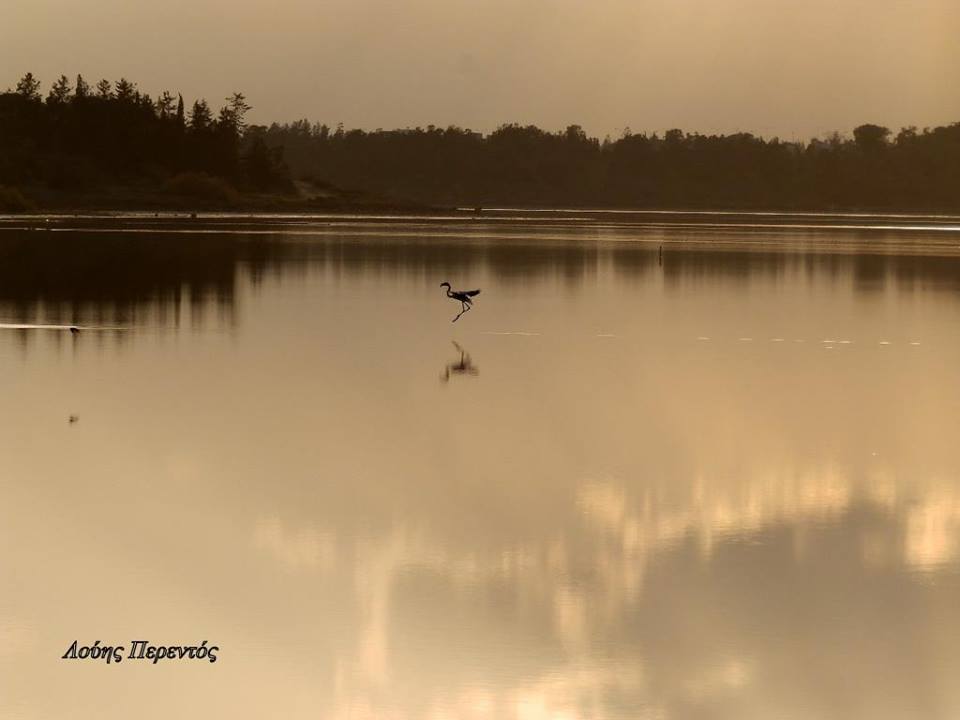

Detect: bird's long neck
[445,288,454,298]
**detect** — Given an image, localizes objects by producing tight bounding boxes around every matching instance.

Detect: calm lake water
[3,211,960,719]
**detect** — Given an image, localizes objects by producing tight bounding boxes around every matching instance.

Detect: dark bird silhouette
[69,326,79,335]
[68,415,78,424]
[440,282,480,323]
[441,342,479,383]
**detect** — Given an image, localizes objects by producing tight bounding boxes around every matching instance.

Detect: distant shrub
[164,172,240,206]
[0,186,37,213]
[298,173,338,191]
[42,155,103,190]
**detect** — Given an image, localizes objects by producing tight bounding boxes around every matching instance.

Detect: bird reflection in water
[440,341,479,383]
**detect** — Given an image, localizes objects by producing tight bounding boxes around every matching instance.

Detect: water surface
[2,213,960,720]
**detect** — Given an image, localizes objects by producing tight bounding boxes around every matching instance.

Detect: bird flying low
[440,282,481,323]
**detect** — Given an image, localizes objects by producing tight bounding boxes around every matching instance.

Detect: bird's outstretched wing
[464,289,481,297]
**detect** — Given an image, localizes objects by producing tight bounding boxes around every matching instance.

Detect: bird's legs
[452,301,471,323]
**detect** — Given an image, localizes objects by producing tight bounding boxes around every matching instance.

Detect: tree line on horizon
[2,72,959,211]
[0,72,292,208]
[263,119,960,210]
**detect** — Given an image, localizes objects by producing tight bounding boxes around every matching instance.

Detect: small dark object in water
[473,206,482,215]
[68,415,78,424]
[190,212,197,218]
[69,326,79,335]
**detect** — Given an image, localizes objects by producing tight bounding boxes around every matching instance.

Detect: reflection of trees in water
[0,229,286,329]
[3,222,960,332]
[284,230,960,292]
[654,246,960,292]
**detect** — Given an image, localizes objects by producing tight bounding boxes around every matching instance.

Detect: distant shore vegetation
[265,120,960,212]
[2,72,959,213]
[0,72,293,212]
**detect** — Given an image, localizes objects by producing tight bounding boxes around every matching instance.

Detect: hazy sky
[3,0,958,139]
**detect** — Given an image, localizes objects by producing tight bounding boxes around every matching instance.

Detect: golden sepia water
[2,213,960,719]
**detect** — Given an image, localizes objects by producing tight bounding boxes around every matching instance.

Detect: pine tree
[190,99,212,130]
[15,72,41,100]
[47,75,72,104]
[226,92,251,133]
[114,78,136,103]
[95,79,112,99]
[217,105,237,133]
[157,91,175,118]
[75,74,90,99]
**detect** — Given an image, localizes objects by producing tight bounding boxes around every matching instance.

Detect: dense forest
[0,72,291,211]
[263,120,960,211]
[2,72,959,212]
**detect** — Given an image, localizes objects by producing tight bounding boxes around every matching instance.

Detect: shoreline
[3,206,960,225]
[3,209,960,259]
[8,189,960,223]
